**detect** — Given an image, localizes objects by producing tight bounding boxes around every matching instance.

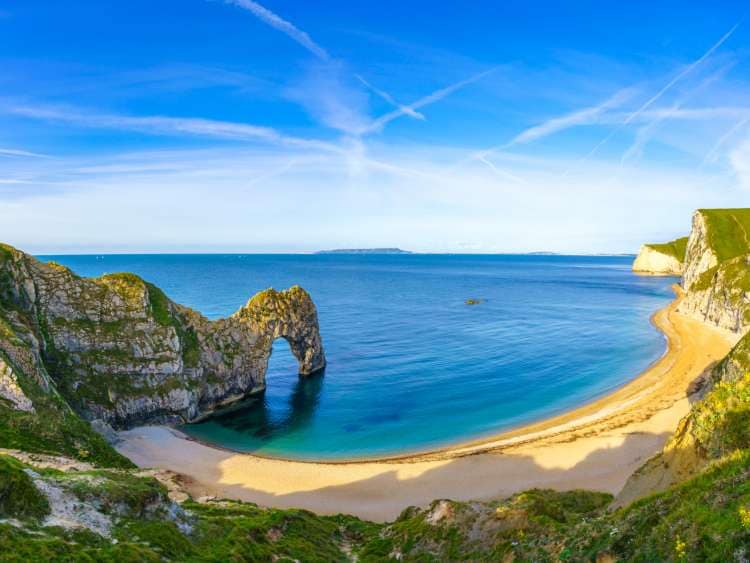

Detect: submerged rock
[0,243,325,429]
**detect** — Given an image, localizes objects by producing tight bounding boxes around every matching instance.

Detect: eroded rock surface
[682,210,719,290]
[676,210,750,334]
[0,244,325,428]
[0,356,33,412]
[632,244,683,275]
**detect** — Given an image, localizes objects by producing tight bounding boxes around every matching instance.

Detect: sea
[41,253,677,461]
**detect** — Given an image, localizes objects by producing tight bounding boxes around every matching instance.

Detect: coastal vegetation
[632,236,688,275]
[643,236,689,262]
[2,208,750,560]
[698,208,750,262]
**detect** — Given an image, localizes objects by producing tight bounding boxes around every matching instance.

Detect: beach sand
[117,286,734,522]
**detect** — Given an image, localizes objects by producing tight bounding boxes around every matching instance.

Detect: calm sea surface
[41,254,676,460]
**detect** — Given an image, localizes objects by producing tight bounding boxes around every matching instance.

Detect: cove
[42,253,677,460]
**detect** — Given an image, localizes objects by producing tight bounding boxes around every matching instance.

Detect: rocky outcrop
[0,356,33,412]
[681,211,718,289]
[676,254,750,335]
[0,244,325,429]
[632,243,684,275]
[676,210,750,334]
[619,208,750,506]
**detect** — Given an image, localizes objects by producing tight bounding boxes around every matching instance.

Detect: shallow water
[42,253,677,460]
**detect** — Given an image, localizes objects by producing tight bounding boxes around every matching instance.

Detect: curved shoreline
[116,286,735,521]
[170,288,676,465]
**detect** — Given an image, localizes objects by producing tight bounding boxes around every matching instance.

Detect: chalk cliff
[0,244,325,430]
[619,208,750,506]
[676,209,750,334]
[632,237,687,275]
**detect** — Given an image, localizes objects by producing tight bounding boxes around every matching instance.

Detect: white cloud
[6,103,340,152]
[1,142,743,254]
[224,0,329,60]
[355,75,425,121]
[362,68,498,134]
[0,148,51,159]
[621,64,733,164]
[623,21,741,127]
[570,19,742,170]
[703,118,750,166]
[504,88,633,148]
[285,62,372,136]
[729,138,750,189]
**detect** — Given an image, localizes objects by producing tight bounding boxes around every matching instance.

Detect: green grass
[0,399,134,469]
[2,446,750,561]
[0,460,380,562]
[144,282,201,367]
[0,455,50,520]
[645,235,689,262]
[0,347,133,469]
[700,208,750,262]
[62,469,170,515]
[144,281,173,327]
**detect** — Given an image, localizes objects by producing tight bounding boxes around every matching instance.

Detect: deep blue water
[40,254,677,460]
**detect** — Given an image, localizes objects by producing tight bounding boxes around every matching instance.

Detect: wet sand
[117,286,734,522]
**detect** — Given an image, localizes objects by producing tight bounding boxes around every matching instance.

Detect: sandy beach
[117,286,734,522]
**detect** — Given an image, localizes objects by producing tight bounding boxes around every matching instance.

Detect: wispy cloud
[568,18,742,172]
[219,0,431,137]
[0,148,51,159]
[224,0,329,61]
[1,142,738,253]
[362,67,497,134]
[702,117,750,166]
[355,75,425,121]
[502,88,633,149]
[6,104,340,152]
[285,62,372,136]
[0,179,35,185]
[621,66,731,164]
[624,22,741,127]
[476,155,526,184]
[729,137,750,190]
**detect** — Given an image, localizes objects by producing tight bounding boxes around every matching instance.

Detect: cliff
[676,209,750,334]
[0,244,324,431]
[617,208,750,506]
[5,212,750,561]
[632,236,687,275]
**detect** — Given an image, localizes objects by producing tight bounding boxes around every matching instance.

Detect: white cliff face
[676,254,750,336]
[682,211,718,290]
[632,245,683,275]
[0,356,34,412]
[674,210,750,335]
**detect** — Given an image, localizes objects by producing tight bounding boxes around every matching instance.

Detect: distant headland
[315,248,412,254]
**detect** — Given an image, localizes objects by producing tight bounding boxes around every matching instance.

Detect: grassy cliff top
[644,236,689,262]
[699,208,750,262]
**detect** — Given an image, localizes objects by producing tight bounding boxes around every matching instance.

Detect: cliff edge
[0,244,325,431]
[632,237,687,275]
[619,208,750,506]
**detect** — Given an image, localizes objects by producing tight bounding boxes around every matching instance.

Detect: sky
[1,1,750,254]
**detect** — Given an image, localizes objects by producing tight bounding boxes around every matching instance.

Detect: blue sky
[1,1,750,253]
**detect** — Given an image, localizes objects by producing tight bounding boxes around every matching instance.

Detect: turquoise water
[42,254,676,460]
